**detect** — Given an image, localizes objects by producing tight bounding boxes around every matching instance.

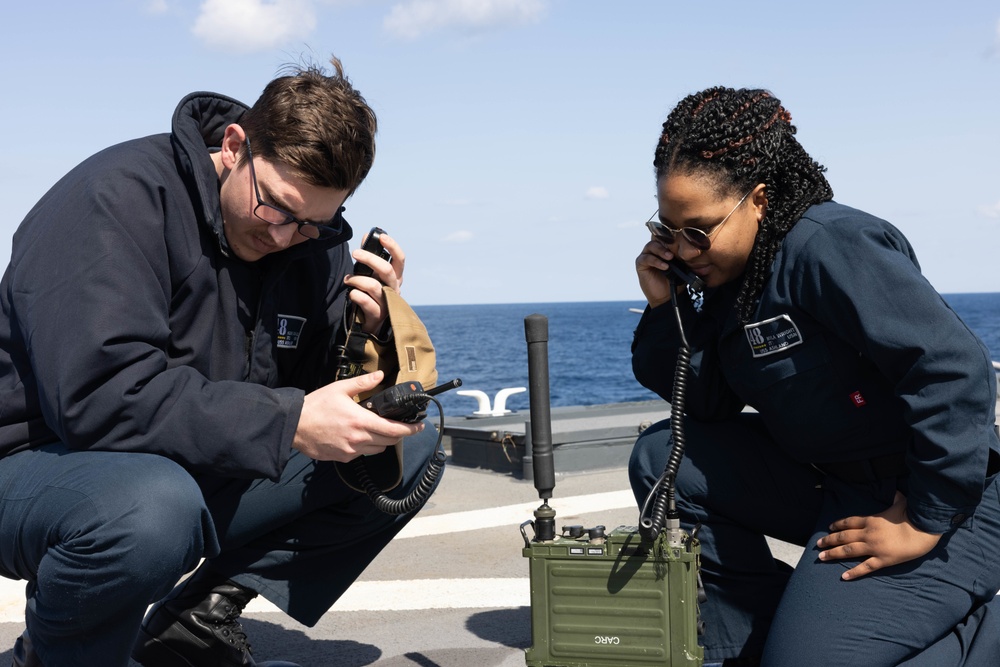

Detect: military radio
[519,310,706,667]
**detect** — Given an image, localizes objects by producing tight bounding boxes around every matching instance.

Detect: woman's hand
[344,231,405,334]
[816,491,942,580]
[636,236,679,309]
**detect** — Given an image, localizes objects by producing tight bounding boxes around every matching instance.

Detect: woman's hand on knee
[815,491,942,580]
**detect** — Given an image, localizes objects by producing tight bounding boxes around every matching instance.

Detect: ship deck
[1,389,998,665]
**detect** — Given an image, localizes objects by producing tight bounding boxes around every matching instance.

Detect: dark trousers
[628,413,1000,666]
[0,427,439,666]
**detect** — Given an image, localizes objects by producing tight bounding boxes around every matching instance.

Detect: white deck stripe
[243,492,638,613]
[0,578,25,623]
[245,578,530,614]
[396,490,636,539]
[0,575,532,621]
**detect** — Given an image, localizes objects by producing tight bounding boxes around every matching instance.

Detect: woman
[629,86,1000,666]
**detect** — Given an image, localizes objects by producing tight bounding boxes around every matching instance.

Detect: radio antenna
[525,314,555,541]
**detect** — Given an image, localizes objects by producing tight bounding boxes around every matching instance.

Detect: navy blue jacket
[0,92,355,480]
[632,201,999,534]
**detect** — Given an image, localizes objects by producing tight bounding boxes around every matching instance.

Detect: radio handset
[353,226,391,278]
[667,258,705,293]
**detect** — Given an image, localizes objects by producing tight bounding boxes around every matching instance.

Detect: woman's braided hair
[654,87,833,323]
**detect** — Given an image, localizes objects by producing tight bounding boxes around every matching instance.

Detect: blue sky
[2,1,998,305]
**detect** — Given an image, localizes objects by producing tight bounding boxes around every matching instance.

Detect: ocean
[414,293,1000,420]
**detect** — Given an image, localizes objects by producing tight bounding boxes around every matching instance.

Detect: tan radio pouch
[336,286,438,493]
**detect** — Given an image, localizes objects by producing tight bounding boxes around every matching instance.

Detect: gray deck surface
[0,445,799,666]
[5,390,998,665]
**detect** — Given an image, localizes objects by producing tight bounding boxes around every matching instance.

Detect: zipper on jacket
[244,271,266,382]
[244,329,255,381]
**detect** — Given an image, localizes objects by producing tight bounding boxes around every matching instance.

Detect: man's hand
[293,371,424,462]
[345,231,405,334]
[816,491,941,580]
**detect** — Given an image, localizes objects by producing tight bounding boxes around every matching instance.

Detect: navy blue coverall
[0,92,437,665]
[629,201,1000,665]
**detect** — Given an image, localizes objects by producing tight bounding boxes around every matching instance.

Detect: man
[0,57,438,666]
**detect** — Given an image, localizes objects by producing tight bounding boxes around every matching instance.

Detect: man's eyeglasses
[645,188,754,251]
[245,138,343,240]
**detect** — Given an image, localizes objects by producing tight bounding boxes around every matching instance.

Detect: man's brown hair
[239,56,377,195]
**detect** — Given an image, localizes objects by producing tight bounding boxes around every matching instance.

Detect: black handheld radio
[362,379,462,423]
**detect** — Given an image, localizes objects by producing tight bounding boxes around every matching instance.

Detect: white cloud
[192,0,317,53]
[444,230,474,242]
[978,200,1000,218]
[147,0,169,14]
[585,186,609,200]
[384,0,547,40]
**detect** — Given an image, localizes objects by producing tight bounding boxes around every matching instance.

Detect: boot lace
[215,602,253,654]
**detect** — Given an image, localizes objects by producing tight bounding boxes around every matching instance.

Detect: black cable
[639,278,693,541]
[333,303,356,381]
[348,394,448,515]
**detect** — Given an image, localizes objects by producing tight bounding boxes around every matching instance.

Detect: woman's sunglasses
[645,188,754,251]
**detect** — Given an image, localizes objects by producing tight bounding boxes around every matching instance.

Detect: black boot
[131,567,300,667]
[11,631,42,667]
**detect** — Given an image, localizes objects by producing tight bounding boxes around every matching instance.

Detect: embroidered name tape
[744,314,803,358]
[276,314,306,349]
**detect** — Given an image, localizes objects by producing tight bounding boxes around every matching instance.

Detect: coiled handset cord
[347,394,448,516]
[333,300,450,516]
[639,276,694,542]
